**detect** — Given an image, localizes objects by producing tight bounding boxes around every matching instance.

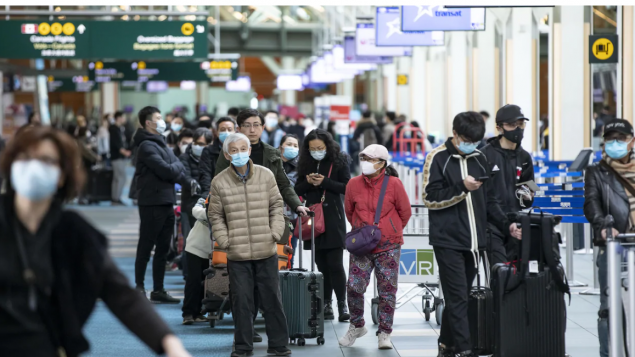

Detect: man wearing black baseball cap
[480,104,535,265]
[584,117,635,357]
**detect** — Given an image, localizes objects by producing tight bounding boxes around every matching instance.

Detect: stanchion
[608,236,625,357]
[575,223,594,255]
[628,248,635,354]
[580,246,601,295]
[564,223,588,287]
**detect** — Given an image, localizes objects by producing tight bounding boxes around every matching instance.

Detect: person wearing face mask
[479,104,535,265]
[196,113,213,129]
[173,129,194,158]
[584,118,635,357]
[132,106,186,303]
[208,133,291,357]
[279,134,300,267]
[261,110,286,148]
[295,129,351,322]
[165,116,186,149]
[422,112,519,357]
[340,144,412,350]
[0,126,191,357]
[199,117,236,196]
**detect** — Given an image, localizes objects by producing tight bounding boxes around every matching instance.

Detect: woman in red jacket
[339,144,412,350]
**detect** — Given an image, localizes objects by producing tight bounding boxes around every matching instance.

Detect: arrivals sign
[88,60,239,82]
[0,20,208,59]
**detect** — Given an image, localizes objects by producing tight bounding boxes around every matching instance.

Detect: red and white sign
[329,105,350,121]
[21,24,38,34]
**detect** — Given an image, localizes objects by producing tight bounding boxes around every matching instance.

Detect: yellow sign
[50,22,63,36]
[397,74,408,85]
[181,23,194,36]
[62,23,75,36]
[38,22,51,35]
[138,61,146,70]
[592,37,614,60]
[48,76,54,82]
[95,61,104,70]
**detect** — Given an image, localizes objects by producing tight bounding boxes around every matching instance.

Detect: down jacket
[208,161,285,261]
[345,169,412,253]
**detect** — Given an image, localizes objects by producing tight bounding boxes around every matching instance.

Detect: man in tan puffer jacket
[208,133,290,357]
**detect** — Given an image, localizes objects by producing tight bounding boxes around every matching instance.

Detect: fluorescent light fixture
[277,75,304,91]
[180,81,196,90]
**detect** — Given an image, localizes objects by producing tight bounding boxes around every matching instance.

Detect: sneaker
[182,315,194,325]
[437,343,454,357]
[193,315,209,323]
[378,332,392,350]
[266,347,292,356]
[253,332,263,343]
[150,290,180,304]
[338,324,368,347]
[454,351,474,357]
[231,351,254,357]
[324,301,334,320]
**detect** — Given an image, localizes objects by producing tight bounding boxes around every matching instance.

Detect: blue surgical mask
[171,123,183,132]
[231,151,250,167]
[283,147,299,160]
[11,160,60,201]
[192,145,204,157]
[605,140,631,159]
[219,131,230,143]
[458,139,478,155]
[310,150,326,161]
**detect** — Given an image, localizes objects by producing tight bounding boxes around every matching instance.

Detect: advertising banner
[401,6,485,32]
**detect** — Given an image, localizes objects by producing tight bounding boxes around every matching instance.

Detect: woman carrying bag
[295,129,351,322]
[339,144,412,350]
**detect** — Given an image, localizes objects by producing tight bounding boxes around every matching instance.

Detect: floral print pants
[346,248,401,334]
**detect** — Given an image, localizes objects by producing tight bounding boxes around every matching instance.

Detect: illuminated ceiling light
[158,15,167,21]
[188,6,198,12]
[311,5,324,12]
[227,6,234,12]
[176,5,186,12]
[134,15,140,21]
[54,6,61,12]
[233,11,243,20]
[283,15,296,23]
[296,7,309,20]
[58,15,66,20]
[111,7,119,12]
[119,5,126,10]
[207,16,216,24]
[121,15,129,21]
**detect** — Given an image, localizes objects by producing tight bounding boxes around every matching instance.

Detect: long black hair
[383,162,399,178]
[297,129,343,177]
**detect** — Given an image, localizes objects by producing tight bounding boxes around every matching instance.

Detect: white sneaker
[378,332,393,349]
[338,325,368,347]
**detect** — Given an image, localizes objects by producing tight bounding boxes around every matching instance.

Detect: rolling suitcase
[279,211,325,346]
[491,211,569,357]
[202,264,231,328]
[86,167,113,203]
[468,256,494,355]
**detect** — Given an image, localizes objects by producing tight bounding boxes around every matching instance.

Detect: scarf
[603,151,635,229]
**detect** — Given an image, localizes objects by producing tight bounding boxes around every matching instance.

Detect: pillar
[428,48,447,139]
[383,63,397,112]
[411,47,426,128]
[447,31,469,135]
[397,56,412,118]
[622,6,634,123]
[280,56,297,106]
[197,81,209,114]
[336,79,354,108]
[476,10,498,136]
[100,82,119,117]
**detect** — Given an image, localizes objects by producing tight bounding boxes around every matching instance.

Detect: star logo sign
[386,18,403,38]
[414,5,444,22]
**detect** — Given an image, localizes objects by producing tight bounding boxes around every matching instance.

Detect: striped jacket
[422,138,510,253]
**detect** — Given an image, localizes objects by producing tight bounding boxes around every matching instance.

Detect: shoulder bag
[295,164,333,240]
[345,174,390,256]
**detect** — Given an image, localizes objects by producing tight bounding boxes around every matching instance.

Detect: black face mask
[502,127,524,144]
[197,120,212,129]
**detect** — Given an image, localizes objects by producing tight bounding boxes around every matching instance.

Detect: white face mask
[361,161,381,176]
[179,144,189,153]
[155,119,167,134]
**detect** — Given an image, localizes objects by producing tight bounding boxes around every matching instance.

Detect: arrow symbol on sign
[78,24,86,34]
[196,25,205,33]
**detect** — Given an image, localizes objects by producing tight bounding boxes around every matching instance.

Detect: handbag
[345,174,390,256]
[294,164,333,240]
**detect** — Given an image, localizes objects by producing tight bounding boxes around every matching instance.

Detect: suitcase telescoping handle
[291,209,316,272]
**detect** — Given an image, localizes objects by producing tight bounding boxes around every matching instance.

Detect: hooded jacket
[422,138,511,257]
[353,118,383,148]
[208,161,285,261]
[179,144,203,214]
[199,140,222,195]
[479,136,535,238]
[132,129,185,206]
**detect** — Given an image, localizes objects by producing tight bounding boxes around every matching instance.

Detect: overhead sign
[397,74,409,85]
[356,23,412,57]
[47,76,96,92]
[589,34,618,63]
[88,60,238,82]
[344,36,392,65]
[401,6,485,32]
[0,20,208,59]
[376,7,444,47]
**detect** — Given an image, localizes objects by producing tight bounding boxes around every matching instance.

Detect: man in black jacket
[353,111,383,150]
[480,104,535,264]
[109,111,131,205]
[584,118,635,357]
[199,116,236,195]
[133,106,186,303]
[180,128,213,236]
[422,112,520,357]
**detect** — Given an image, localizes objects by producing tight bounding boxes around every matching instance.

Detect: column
[100,82,119,117]
[336,79,354,108]
[280,56,297,106]
[622,6,634,123]
[383,63,397,112]
[197,81,209,114]
[447,31,469,135]
[411,47,426,128]
[428,47,447,139]
[396,56,412,118]
[552,6,588,160]
[477,10,498,136]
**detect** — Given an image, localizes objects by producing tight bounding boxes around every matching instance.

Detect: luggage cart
[370,204,445,326]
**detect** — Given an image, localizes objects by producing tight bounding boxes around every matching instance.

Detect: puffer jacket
[208,161,285,261]
[345,169,412,253]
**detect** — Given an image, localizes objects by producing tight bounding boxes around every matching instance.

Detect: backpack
[361,127,378,149]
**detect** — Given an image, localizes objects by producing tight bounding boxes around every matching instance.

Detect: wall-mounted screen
[225,76,251,92]
[344,36,393,64]
[401,6,485,32]
[356,23,412,57]
[277,75,303,91]
[376,7,444,47]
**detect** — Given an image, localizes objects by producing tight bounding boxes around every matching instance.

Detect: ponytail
[384,163,399,178]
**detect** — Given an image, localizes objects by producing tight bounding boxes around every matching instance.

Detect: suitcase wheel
[317,336,325,345]
[209,319,216,328]
[435,301,444,326]
[371,298,379,325]
[297,338,306,347]
[423,299,431,322]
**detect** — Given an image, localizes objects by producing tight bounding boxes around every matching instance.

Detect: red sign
[329,105,350,121]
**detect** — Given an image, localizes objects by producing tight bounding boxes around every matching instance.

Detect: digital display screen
[277,75,304,91]
[355,23,412,57]
[401,6,485,32]
[343,36,392,64]
[225,76,251,92]
[310,58,355,84]
[376,7,444,47]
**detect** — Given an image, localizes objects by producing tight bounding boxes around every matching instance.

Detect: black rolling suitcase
[86,166,113,203]
[491,211,570,357]
[468,256,494,355]
[278,211,325,346]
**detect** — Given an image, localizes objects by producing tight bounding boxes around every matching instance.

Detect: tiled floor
[79,204,603,357]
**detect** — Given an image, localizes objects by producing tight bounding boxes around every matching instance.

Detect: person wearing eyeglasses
[584,118,635,357]
[422,112,519,357]
[479,104,535,265]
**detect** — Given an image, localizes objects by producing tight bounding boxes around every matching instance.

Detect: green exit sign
[0,20,208,59]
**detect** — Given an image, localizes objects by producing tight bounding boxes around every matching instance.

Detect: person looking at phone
[479,104,535,265]
[422,111,520,357]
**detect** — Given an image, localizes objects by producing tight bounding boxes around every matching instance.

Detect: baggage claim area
[0,3,629,357]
